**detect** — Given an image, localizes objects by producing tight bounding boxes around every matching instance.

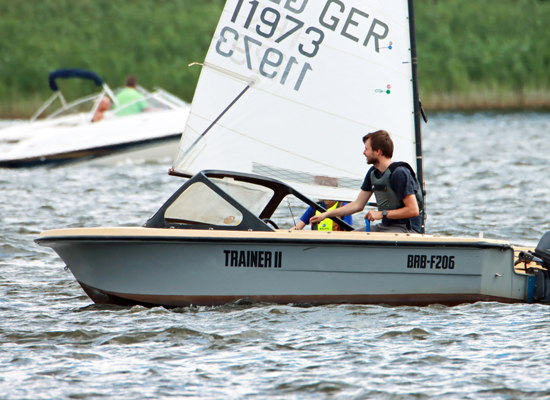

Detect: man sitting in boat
[92,97,112,123]
[114,76,148,116]
[310,130,422,233]
[291,200,353,231]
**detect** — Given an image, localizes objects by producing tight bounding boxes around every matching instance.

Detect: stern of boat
[514,232,550,303]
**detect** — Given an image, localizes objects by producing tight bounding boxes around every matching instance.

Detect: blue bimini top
[48,68,104,91]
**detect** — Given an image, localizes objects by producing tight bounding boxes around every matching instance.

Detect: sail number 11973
[216,0,320,91]
[216,0,391,91]
[407,255,455,270]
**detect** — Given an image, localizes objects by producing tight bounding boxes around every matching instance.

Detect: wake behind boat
[0,69,190,168]
[36,0,550,307]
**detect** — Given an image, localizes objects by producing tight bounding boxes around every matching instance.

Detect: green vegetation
[0,0,549,117]
[416,0,550,109]
[0,0,224,118]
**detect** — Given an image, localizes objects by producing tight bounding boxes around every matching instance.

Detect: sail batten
[174,0,418,201]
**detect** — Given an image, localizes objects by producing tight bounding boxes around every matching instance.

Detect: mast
[408,0,426,233]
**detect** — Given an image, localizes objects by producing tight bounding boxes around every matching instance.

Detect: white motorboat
[0,69,190,168]
[36,0,550,307]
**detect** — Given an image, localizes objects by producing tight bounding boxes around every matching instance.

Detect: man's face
[363,139,379,165]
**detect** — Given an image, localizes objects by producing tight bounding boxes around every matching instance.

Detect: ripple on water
[1,113,550,398]
[377,328,432,340]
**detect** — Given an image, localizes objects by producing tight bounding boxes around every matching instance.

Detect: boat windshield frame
[33,84,185,122]
[45,92,105,120]
[145,170,354,232]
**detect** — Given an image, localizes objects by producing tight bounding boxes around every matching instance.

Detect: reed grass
[0,0,224,118]
[416,0,550,110]
[0,0,549,117]
[423,87,550,111]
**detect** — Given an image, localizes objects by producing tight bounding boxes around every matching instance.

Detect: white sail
[174,0,418,201]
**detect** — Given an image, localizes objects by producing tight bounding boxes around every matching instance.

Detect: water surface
[1,112,550,398]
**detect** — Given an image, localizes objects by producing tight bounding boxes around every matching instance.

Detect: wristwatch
[382,210,388,218]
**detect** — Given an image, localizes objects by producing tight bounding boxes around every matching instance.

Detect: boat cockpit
[144,170,354,232]
[31,68,187,124]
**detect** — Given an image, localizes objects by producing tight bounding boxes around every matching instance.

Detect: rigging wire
[287,198,296,228]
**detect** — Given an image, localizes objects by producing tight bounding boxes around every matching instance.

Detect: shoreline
[1,90,549,120]
[421,89,550,112]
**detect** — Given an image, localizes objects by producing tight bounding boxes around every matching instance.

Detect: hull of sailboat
[36,227,530,307]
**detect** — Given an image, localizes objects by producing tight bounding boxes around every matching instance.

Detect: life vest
[312,202,341,231]
[369,162,424,232]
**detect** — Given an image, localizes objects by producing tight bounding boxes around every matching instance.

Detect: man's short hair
[362,130,394,158]
[125,76,137,88]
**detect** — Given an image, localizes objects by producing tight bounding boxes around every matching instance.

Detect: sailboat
[36,0,550,307]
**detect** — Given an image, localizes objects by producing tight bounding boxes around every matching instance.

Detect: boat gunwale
[35,232,513,250]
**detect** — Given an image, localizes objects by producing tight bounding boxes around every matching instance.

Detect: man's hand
[366,210,383,222]
[310,212,328,225]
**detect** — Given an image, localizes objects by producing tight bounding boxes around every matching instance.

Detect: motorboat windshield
[144,170,354,232]
[28,69,186,123]
[46,94,102,120]
[43,87,183,121]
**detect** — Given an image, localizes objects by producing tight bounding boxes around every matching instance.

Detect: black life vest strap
[388,161,417,180]
[387,161,424,210]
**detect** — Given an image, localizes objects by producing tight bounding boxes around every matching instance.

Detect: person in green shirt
[115,76,148,116]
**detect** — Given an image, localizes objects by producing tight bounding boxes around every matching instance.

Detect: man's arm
[366,194,419,222]
[310,190,372,225]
